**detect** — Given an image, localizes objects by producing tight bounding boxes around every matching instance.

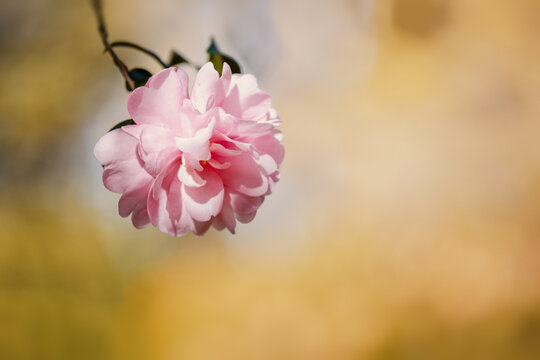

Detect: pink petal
[131,205,151,229]
[251,131,285,166]
[191,62,231,113]
[229,192,264,214]
[147,168,191,237]
[182,169,224,222]
[211,131,254,153]
[175,118,216,153]
[118,181,151,218]
[192,219,213,235]
[267,170,281,194]
[138,125,179,176]
[128,67,189,128]
[177,165,206,187]
[254,153,278,175]
[94,128,151,194]
[209,142,242,157]
[117,171,153,228]
[222,74,271,120]
[175,117,215,170]
[236,211,257,224]
[214,199,236,234]
[218,152,268,196]
[207,158,231,170]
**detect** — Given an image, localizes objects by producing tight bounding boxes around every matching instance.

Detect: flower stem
[110,41,169,68]
[90,0,135,91]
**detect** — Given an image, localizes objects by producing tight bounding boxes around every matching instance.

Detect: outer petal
[214,108,274,138]
[132,206,151,228]
[192,219,213,235]
[251,131,285,167]
[213,195,236,234]
[118,181,152,228]
[229,192,264,214]
[217,152,268,196]
[94,128,150,194]
[118,182,150,217]
[222,74,271,120]
[128,67,189,128]
[236,211,257,224]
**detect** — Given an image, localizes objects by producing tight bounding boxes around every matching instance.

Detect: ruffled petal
[236,211,257,224]
[229,192,264,214]
[217,152,268,196]
[192,219,213,235]
[222,74,271,120]
[94,128,151,194]
[182,169,224,222]
[175,117,215,170]
[128,67,189,128]
[175,118,215,153]
[251,130,285,167]
[213,194,236,233]
[190,62,231,113]
[131,205,151,229]
[177,165,206,187]
[147,166,192,237]
[138,125,179,176]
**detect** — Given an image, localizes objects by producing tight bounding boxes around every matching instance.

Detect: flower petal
[191,62,231,113]
[213,197,236,234]
[251,130,285,167]
[218,152,268,196]
[138,125,179,176]
[131,205,151,229]
[236,211,257,224]
[192,219,213,235]
[118,181,151,218]
[147,168,192,237]
[182,169,224,222]
[94,128,151,194]
[175,118,216,153]
[222,74,271,120]
[128,67,189,128]
[178,165,206,187]
[229,192,264,214]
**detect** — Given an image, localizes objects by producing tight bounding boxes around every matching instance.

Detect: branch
[110,41,169,68]
[90,0,135,91]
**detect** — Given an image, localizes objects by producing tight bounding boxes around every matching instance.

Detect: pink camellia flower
[94,63,284,236]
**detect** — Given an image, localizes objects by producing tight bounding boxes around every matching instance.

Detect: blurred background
[1,0,540,358]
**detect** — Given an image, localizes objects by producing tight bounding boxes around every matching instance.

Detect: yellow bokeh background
[1,0,540,358]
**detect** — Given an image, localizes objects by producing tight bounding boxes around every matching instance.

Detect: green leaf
[221,54,241,74]
[206,37,220,55]
[126,68,152,90]
[206,38,241,76]
[168,51,188,66]
[108,119,135,132]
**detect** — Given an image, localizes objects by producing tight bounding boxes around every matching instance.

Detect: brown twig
[90,0,135,91]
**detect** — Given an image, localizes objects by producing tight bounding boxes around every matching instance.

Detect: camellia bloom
[94,63,284,236]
